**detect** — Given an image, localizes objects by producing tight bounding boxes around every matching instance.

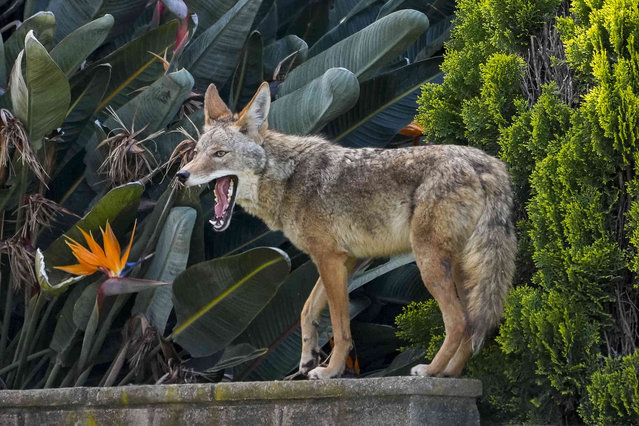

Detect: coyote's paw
[307,366,342,380]
[410,364,433,377]
[299,349,321,375]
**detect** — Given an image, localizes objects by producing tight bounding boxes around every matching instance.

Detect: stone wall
[0,376,481,425]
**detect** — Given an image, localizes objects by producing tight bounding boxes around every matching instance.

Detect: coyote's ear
[236,82,270,138]
[204,84,232,126]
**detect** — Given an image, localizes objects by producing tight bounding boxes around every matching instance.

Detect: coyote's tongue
[214,177,231,217]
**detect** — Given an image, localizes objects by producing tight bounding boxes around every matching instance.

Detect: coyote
[177,82,516,379]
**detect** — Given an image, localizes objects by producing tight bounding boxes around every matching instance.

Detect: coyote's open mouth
[210,175,238,232]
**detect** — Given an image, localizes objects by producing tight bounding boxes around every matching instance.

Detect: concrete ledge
[0,377,481,425]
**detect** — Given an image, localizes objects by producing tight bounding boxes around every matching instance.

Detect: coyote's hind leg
[409,206,469,377]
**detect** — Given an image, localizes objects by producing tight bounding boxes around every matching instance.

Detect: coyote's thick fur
[177,82,516,379]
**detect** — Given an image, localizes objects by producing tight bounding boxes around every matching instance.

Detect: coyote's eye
[214,150,228,158]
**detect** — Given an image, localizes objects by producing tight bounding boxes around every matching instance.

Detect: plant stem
[0,270,13,367]
[20,351,50,389]
[13,292,46,386]
[0,348,51,376]
[44,360,61,389]
[27,296,58,357]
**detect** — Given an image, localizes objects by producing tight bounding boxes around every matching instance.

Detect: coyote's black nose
[176,170,190,182]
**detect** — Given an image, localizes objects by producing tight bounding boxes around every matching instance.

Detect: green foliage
[413,0,639,423]
[579,349,639,425]
[394,300,444,360]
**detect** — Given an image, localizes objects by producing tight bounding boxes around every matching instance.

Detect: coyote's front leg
[305,253,352,380]
[299,278,327,375]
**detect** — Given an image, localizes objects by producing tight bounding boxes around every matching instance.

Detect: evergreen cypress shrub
[407,0,639,423]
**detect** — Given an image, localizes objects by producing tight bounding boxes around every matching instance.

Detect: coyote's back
[178,82,516,379]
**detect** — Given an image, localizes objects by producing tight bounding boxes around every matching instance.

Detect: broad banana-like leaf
[234,261,371,381]
[49,15,114,77]
[269,67,360,135]
[4,12,55,68]
[329,0,363,28]
[84,69,194,193]
[183,0,238,35]
[179,0,262,90]
[323,58,443,145]
[230,31,263,112]
[54,64,111,176]
[10,31,71,149]
[349,253,416,292]
[49,279,93,365]
[255,0,277,44]
[72,20,178,114]
[133,207,197,333]
[232,260,318,380]
[95,0,148,40]
[48,0,103,42]
[171,247,291,357]
[38,182,143,292]
[308,0,382,57]
[364,263,430,304]
[73,280,101,331]
[276,9,429,96]
[263,35,308,80]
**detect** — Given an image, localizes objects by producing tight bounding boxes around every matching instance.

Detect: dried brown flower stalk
[16,194,79,239]
[97,107,163,188]
[0,235,37,291]
[0,109,48,185]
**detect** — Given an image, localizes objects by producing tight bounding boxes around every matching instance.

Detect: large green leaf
[48,0,103,42]
[133,206,197,333]
[38,182,144,292]
[49,14,114,77]
[3,12,55,68]
[308,0,383,58]
[96,0,148,40]
[230,31,263,112]
[179,0,263,90]
[171,247,291,357]
[10,31,71,149]
[324,58,443,144]
[73,20,178,114]
[348,253,416,292]
[49,279,92,364]
[232,260,318,380]
[183,0,238,35]
[276,9,429,97]
[269,67,360,135]
[54,64,112,176]
[263,35,308,79]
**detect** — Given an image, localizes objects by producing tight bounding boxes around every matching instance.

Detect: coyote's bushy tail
[462,173,517,352]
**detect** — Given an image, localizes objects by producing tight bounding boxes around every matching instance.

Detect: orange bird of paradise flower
[55,221,136,278]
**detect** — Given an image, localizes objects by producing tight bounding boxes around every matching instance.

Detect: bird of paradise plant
[56,221,136,278]
[35,220,168,304]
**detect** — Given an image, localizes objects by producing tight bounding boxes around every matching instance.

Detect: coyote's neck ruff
[177,82,516,380]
